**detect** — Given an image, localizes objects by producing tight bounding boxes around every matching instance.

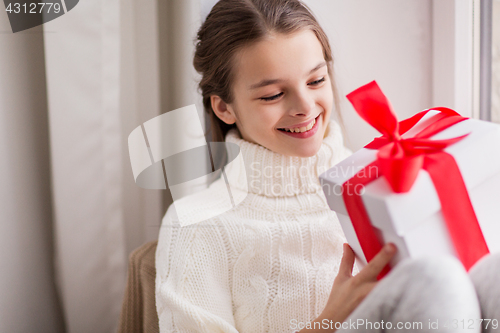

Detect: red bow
[343,81,489,278]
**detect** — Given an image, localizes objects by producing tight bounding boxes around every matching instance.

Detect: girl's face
[211,29,334,157]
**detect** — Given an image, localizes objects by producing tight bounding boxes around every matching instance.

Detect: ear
[211,95,237,125]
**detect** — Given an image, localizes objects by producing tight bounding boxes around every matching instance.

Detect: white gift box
[319,111,500,269]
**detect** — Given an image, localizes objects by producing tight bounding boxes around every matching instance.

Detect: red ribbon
[343,81,489,278]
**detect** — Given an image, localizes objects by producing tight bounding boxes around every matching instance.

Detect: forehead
[231,29,326,88]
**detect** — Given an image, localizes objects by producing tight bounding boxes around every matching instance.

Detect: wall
[303,0,433,150]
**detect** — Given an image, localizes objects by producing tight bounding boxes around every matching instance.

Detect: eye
[308,77,326,86]
[260,92,284,101]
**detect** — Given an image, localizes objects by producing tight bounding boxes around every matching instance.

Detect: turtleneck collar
[223,119,347,197]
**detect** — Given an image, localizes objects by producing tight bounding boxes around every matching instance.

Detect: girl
[155,0,500,332]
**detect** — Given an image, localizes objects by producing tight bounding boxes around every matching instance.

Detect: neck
[223,119,345,197]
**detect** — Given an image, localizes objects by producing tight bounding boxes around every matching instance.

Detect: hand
[325,243,397,326]
[299,243,397,332]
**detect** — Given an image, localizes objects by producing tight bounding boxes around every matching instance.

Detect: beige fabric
[117,241,159,333]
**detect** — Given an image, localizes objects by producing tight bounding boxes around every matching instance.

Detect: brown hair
[193,0,340,142]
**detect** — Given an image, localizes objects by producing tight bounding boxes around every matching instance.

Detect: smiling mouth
[278,116,318,133]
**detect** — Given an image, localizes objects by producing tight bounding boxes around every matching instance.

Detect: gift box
[319,81,500,276]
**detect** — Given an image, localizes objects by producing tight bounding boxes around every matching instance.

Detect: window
[477,0,500,123]
[492,0,500,122]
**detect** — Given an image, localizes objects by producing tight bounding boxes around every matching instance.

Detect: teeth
[306,119,315,130]
[282,118,316,133]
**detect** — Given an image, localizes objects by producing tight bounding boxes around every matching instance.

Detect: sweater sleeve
[155,204,239,333]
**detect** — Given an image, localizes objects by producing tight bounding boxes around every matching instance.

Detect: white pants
[337,253,500,333]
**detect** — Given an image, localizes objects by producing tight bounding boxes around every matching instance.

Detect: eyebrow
[249,61,327,90]
[309,61,327,74]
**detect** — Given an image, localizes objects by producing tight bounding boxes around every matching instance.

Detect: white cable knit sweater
[155,119,353,333]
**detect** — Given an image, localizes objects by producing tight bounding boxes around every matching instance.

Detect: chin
[287,143,321,158]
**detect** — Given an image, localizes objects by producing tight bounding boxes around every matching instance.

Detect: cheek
[319,87,334,110]
[244,113,273,139]
[253,110,280,129]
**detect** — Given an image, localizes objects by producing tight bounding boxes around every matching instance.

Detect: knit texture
[155,120,352,333]
[118,241,159,333]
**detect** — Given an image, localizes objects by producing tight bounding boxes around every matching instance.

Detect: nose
[288,88,315,117]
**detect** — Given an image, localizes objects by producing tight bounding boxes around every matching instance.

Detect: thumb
[337,243,355,281]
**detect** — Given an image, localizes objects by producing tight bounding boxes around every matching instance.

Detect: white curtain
[0,0,203,332]
[43,0,128,332]
[0,17,65,333]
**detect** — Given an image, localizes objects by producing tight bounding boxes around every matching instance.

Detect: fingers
[338,243,355,280]
[356,243,397,282]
